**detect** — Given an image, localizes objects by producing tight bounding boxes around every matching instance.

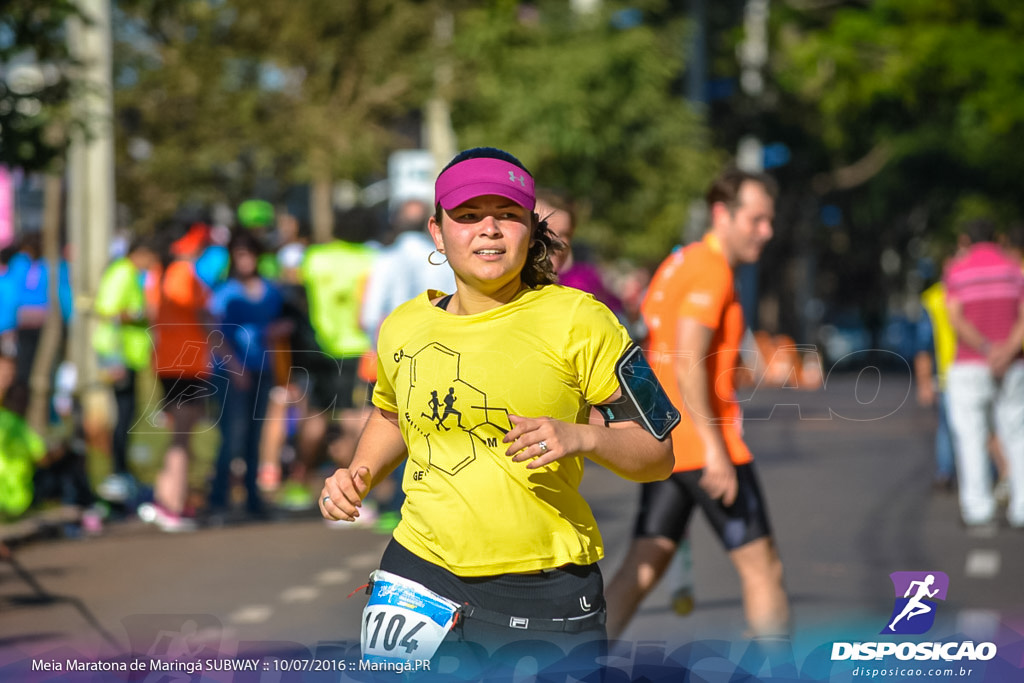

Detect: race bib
[361,570,460,664]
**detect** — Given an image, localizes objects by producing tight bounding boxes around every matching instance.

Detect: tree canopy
[773,0,1024,237]
[449,1,717,262]
[7,0,1024,345]
[0,0,83,173]
[109,0,718,256]
[113,0,438,239]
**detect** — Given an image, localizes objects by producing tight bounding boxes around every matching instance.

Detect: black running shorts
[378,539,606,655]
[631,463,773,551]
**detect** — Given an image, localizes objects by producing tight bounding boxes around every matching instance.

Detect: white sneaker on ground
[97,474,134,503]
[138,502,197,533]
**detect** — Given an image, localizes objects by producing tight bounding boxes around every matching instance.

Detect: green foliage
[774,0,1024,237]
[449,1,718,263]
[111,0,716,256]
[948,194,1016,232]
[0,0,84,172]
[113,0,436,226]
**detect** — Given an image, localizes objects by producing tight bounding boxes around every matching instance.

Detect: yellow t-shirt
[373,285,632,576]
[920,282,956,389]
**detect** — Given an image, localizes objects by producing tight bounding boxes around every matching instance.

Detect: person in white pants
[944,219,1024,529]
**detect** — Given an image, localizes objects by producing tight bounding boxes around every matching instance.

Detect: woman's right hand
[320,466,372,521]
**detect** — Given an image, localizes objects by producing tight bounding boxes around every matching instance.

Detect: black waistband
[363,578,606,634]
[456,603,606,633]
[377,539,605,621]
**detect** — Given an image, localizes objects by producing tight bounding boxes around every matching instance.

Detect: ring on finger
[538,441,549,454]
[322,495,331,506]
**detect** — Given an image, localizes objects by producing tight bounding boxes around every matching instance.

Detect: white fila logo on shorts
[580,596,592,612]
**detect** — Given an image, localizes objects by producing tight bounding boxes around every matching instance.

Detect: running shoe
[669,539,696,616]
[994,478,1010,506]
[277,481,314,511]
[138,502,197,533]
[373,511,401,534]
[96,474,135,503]
[81,505,106,535]
[672,587,695,616]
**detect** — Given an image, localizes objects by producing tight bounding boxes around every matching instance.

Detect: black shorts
[305,354,368,413]
[378,539,606,657]
[632,463,772,551]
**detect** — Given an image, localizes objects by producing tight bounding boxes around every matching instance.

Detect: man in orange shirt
[605,168,789,639]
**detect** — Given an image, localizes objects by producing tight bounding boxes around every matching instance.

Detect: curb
[0,506,82,546]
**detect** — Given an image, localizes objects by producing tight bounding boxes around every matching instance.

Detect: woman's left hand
[504,415,587,469]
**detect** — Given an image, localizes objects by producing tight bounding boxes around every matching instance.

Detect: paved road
[2,372,1022,680]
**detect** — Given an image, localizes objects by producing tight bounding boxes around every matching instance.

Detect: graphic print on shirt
[399,342,512,476]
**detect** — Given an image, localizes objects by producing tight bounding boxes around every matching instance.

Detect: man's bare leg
[604,536,676,639]
[729,537,789,637]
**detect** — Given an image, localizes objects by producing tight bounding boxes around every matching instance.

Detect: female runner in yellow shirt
[321,147,676,664]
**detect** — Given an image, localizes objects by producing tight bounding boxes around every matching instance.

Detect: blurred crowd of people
[914,221,1024,531]
[4,161,1016,661]
[0,192,653,537]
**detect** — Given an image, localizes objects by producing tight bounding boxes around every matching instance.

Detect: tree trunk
[26,174,66,434]
[310,175,334,244]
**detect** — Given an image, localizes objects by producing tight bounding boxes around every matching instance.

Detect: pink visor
[435,157,535,211]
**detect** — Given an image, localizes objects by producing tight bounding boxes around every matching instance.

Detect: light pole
[424,11,457,176]
[67,0,115,401]
[735,0,770,331]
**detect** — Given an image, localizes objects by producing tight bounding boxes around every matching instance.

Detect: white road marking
[227,605,273,625]
[196,625,229,643]
[966,524,997,539]
[315,569,352,585]
[965,549,1000,578]
[346,552,380,568]
[280,586,320,603]
[955,609,1001,641]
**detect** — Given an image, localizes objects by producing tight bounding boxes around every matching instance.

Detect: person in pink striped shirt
[944,219,1024,529]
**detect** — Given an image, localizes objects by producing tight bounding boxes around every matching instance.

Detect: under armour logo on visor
[509,171,525,186]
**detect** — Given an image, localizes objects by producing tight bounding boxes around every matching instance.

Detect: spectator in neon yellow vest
[92,235,159,503]
[300,207,378,470]
[916,274,958,491]
[0,382,45,520]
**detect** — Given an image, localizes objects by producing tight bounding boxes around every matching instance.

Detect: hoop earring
[428,250,448,266]
[532,241,548,262]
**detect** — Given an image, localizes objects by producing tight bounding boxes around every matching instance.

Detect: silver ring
[538,441,549,453]
[322,495,331,506]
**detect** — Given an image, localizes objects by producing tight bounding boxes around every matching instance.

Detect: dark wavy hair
[227,228,266,279]
[434,147,558,288]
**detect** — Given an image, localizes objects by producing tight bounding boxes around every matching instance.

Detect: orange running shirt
[641,234,752,472]
[147,260,212,380]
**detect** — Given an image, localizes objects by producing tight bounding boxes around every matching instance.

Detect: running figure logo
[422,387,464,431]
[401,342,513,476]
[882,571,949,635]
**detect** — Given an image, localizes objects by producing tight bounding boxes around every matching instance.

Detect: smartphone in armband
[596,344,681,441]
